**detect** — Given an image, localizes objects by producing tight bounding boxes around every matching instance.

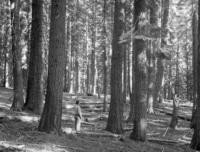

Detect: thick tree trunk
[23,0,44,114]
[10,0,24,111]
[153,0,169,106]
[106,0,125,134]
[38,0,66,134]
[147,0,159,113]
[191,1,200,149]
[130,0,147,141]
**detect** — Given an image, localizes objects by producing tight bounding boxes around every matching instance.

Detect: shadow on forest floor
[0,87,196,152]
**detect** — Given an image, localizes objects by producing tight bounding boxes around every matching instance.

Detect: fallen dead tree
[77,131,121,138]
[148,137,186,146]
[155,108,191,121]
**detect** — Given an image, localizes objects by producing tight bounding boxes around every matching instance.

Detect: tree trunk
[147,45,154,114]
[167,63,172,100]
[74,0,80,94]
[123,48,127,103]
[175,44,180,95]
[191,1,200,149]
[147,0,159,113]
[130,0,148,141]
[86,16,90,94]
[130,0,147,141]
[123,6,128,104]
[23,0,44,114]
[106,0,125,134]
[103,0,107,112]
[3,49,7,87]
[127,8,134,123]
[170,94,179,129]
[2,0,12,88]
[153,0,169,106]
[2,26,10,88]
[38,0,66,134]
[191,11,198,128]
[185,30,189,100]
[64,17,71,92]
[70,0,80,94]
[10,0,24,111]
[127,30,135,122]
[90,0,97,95]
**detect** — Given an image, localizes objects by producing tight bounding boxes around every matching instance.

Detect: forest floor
[0,87,196,152]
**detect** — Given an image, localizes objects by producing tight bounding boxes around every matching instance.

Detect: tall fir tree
[38,0,66,134]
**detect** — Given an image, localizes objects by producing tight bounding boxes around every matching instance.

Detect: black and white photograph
[0,0,199,151]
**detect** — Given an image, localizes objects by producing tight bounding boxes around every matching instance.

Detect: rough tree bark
[191,1,200,149]
[153,0,169,107]
[23,0,44,114]
[130,0,147,141]
[147,0,159,114]
[10,0,24,111]
[106,0,125,134]
[38,0,66,134]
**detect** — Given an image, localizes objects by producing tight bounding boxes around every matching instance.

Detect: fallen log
[148,138,185,145]
[155,108,191,121]
[77,131,121,138]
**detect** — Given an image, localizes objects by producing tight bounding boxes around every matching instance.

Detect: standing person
[74,100,82,133]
